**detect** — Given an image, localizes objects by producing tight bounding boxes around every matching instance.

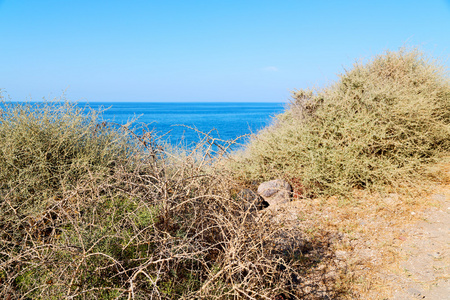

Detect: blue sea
[81,102,286,148]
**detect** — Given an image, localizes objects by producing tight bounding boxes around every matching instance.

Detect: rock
[428,252,441,259]
[237,188,269,211]
[406,287,424,298]
[257,179,292,207]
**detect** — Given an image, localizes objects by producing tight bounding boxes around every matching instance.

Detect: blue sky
[0,0,449,102]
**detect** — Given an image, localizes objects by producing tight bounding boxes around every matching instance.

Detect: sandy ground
[385,186,449,300]
[263,165,450,299]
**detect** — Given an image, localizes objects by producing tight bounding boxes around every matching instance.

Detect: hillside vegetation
[0,100,340,299]
[0,48,449,299]
[232,48,450,196]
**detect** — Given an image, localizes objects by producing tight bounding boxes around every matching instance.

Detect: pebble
[406,287,425,298]
[428,252,441,259]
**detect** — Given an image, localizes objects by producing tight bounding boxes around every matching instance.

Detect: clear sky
[0,0,449,102]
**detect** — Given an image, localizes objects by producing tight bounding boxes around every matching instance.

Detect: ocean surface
[81,102,286,148]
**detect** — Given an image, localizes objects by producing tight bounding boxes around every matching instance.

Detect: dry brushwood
[232,48,450,196]
[0,99,345,299]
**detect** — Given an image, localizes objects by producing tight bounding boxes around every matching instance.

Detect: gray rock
[237,189,269,211]
[257,179,292,207]
[428,251,441,259]
[406,287,425,298]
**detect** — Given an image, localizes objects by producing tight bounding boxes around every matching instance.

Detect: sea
[80,102,286,149]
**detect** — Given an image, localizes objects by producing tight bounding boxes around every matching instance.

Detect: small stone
[428,252,441,259]
[257,179,292,207]
[237,189,269,211]
[406,287,424,298]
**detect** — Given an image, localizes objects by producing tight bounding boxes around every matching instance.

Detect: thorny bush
[232,48,450,196]
[0,99,344,299]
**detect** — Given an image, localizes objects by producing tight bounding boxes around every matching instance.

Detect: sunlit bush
[0,97,337,299]
[233,48,450,195]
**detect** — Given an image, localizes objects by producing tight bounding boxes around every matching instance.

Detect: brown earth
[263,162,450,299]
[385,186,449,300]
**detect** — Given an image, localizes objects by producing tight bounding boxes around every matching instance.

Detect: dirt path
[385,187,450,300]
[263,167,450,299]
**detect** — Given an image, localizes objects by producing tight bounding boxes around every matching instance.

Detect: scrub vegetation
[0,101,344,299]
[233,48,450,197]
[0,47,449,299]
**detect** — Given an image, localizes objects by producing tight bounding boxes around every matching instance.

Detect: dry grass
[1,47,449,299]
[231,47,450,196]
[261,160,450,299]
[223,47,450,298]
[0,99,347,299]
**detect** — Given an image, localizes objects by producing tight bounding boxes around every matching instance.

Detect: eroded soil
[263,164,450,299]
[386,188,449,300]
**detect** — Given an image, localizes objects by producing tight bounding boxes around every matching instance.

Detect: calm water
[81,102,286,147]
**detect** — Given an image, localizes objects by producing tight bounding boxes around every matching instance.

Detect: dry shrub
[0,98,345,299]
[232,48,450,195]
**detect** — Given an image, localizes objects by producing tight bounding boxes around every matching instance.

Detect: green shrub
[0,98,157,298]
[233,48,450,195]
[1,97,333,299]
[0,100,139,216]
